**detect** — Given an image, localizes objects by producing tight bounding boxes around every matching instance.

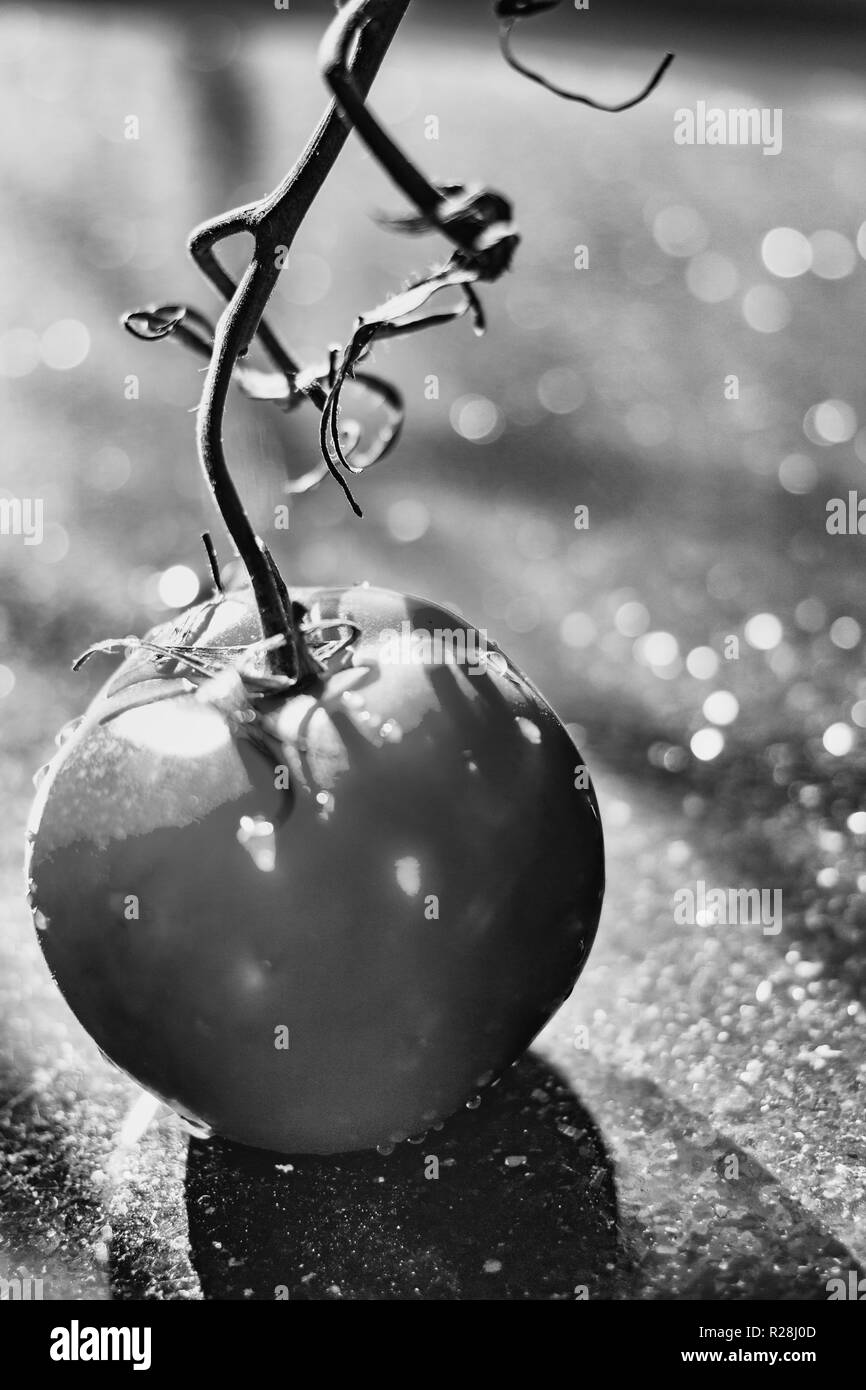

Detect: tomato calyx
[67,594,365,827]
[73,607,360,695]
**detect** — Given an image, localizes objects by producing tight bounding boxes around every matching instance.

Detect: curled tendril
[318,261,485,514]
[313,169,518,511]
[122,303,406,495]
[495,0,674,111]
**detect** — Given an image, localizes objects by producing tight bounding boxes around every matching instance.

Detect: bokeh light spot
[829,616,861,649]
[91,446,132,493]
[40,319,90,370]
[702,690,739,725]
[804,398,857,445]
[760,227,812,278]
[809,229,857,280]
[536,366,585,415]
[744,613,783,650]
[691,727,724,761]
[742,285,791,333]
[636,630,679,668]
[0,327,40,378]
[778,453,817,494]
[686,646,719,679]
[795,598,826,632]
[823,723,853,756]
[614,601,650,637]
[450,395,502,443]
[685,251,738,303]
[652,205,708,258]
[386,498,429,543]
[157,564,199,609]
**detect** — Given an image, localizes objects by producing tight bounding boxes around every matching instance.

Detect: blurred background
[1,0,865,1299]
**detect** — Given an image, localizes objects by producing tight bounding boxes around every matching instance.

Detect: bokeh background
[1,0,865,1299]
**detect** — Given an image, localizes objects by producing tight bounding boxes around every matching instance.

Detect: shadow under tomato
[184,1053,620,1300]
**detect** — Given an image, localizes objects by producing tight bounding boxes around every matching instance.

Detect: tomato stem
[190,0,413,683]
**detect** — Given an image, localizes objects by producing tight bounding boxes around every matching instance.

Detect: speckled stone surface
[1,5,864,1299]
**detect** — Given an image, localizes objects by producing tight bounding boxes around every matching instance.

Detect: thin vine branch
[188,205,321,408]
[321,0,518,279]
[123,0,674,686]
[191,0,413,681]
[495,1,674,110]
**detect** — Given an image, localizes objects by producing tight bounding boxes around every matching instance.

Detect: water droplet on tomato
[342,690,364,709]
[465,1094,481,1110]
[394,856,421,897]
[379,718,403,743]
[178,1113,213,1140]
[32,763,51,789]
[236,815,276,872]
[376,1142,395,1156]
[33,909,50,933]
[316,790,335,820]
[515,717,542,745]
[55,717,83,748]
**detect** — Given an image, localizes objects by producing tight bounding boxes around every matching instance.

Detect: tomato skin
[27,584,604,1154]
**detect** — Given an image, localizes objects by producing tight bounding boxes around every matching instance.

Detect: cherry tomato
[27,583,603,1153]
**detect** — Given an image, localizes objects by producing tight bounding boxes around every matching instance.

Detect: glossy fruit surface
[27,583,603,1153]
